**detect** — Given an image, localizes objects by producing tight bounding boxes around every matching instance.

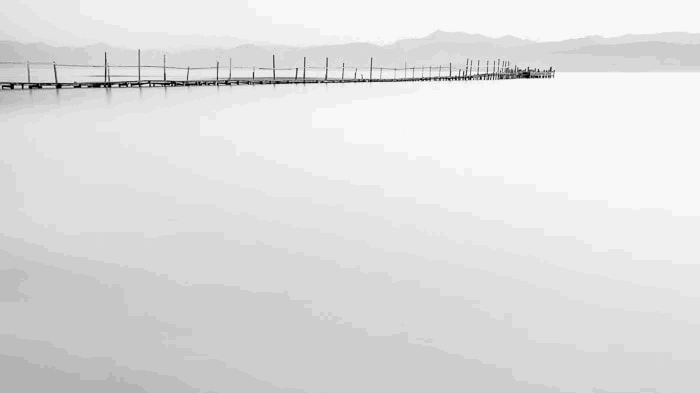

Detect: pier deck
[0,70,553,90]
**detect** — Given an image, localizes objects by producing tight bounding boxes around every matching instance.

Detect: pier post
[252,67,255,81]
[272,55,276,81]
[186,66,190,82]
[325,57,329,81]
[295,68,299,80]
[216,61,219,82]
[370,57,373,81]
[405,62,407,79]
[303,57,306,81]
[438,65,442,78]
[498,59,501,80]
[229,58,232,80]
[138,49,141,83]
[342,63,345,80]
[421,66,424,78]
[26,61,31,83]
[429,66,432,78]
[53,61,58,85]
[104,52,108,83]
[449,62,452,78]
[163,54,167,81]
[477,60,480,78]
[486,61,490,80]
[354,68,357,80]
[412,67,415,79]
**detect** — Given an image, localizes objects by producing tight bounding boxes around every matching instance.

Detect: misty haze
[2,2,700,393]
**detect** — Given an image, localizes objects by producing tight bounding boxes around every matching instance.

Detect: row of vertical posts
[19,51,552,86]
[25,61,60,85]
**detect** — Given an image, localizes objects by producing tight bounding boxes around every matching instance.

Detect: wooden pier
[0,55,555,90]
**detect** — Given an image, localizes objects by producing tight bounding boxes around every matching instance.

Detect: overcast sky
[2,0,700,48]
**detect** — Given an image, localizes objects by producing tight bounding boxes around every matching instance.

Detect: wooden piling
[449,63,452,78]
[272,55,276,81]
[405,62,407,79]
[26,61,31,83]
[342,63,345,80]
[354,68,358,80]
[163,54,167,81]
[295,68,299,80]
[216,61,219,82]
[498,59,501,80]
[186,66,190,82]
[325,57,329,81]
[477,60,480,77]
[370,57,373,81]
[52,61,58,84]
[229,58,232,80]
[138,49,141,83]
[303,57,306,81]
[104,52,107,83]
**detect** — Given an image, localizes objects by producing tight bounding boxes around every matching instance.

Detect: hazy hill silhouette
[2,31,700,71]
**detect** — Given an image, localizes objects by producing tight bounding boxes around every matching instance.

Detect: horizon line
[3,30,700,51]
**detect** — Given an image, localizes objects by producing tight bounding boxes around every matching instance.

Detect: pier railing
[0,53,555,89]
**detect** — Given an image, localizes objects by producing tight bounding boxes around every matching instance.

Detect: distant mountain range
[2,31,700,71]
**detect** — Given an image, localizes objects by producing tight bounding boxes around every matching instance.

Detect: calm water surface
[1,73,699,393]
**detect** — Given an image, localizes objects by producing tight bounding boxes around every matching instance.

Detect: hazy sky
[2,0,700,48]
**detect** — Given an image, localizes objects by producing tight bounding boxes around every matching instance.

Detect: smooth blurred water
[1,73,699,393]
